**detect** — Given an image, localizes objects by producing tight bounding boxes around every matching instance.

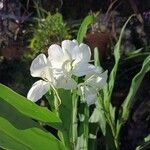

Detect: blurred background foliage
[28,12,71,57]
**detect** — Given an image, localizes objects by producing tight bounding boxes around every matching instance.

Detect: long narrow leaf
[108,15,135,99]
[77,15,94,44]
[121,54,150,121]
[136,135,150,150]
[0,84,62,130]
[94,47,101,66]
[0,100,66,150]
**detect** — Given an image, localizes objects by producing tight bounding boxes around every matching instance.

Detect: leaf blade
[77,15,94,44]
[0,84,63,130]
[121,54,150,121]
[0,99,66,150]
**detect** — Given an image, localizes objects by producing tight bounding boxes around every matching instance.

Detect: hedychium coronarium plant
[26,15,150,150]
[0,14,149,150]
[27,39,108,149]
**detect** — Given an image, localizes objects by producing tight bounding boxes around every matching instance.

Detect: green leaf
[89,106,106,136]
[121,54,150,121]
[105,124,117,150]
[0,84,62,130]
[108,15,135,100]
[126,48,143,56]
[76,103,90,150]
[0,99,66,150]
[77,15,94,44]
[56,89,73,149]
[101,16,135,150]
[57,89,72,133]
[136,135,150,150]
[94,47,101,67]
[109,104,116,126]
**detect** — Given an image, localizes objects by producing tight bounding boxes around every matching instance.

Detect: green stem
[53,92,72,149]
[71,92,78,148]
[83,104,89,150]
[76,103,90,150]
[108,116,120,149]
[115,121,122,150]
[102,100,119,150]
[62,131,72,150]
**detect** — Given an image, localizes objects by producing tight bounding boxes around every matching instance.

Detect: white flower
[27,54,58,102]
[84,68,108,90]
[78,85,98,106]
[27,40,107,103]
[78,68,107,106]
[48,40,96,89]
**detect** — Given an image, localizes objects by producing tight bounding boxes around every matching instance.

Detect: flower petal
[79,43,91,63]
[86,70,108,89]
[73,63,96,77]
[78,85,97,106]
[65,42,91,64]
[27,80,49,102]
[84,86,97,106]
[62,40,78,56]
[69,46,81,62]
[48,44,64,68]
[30,54,48,77]
[72,39,78,45]
[56,76,77,90]
[62,40,78,50]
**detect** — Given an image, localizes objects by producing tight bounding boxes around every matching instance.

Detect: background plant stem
[83,104,89,150]
[71,91,78,149]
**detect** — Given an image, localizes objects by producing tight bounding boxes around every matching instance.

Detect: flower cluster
[27,40,107,105]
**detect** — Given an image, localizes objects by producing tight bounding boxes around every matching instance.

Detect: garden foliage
[0,15,149,150]
[29,12,70,56]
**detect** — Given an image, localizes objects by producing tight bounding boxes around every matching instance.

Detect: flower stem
[71,91,78,148]
[83,104,89,150]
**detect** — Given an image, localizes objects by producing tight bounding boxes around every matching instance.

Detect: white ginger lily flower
[78,68,108,106]
[27,54,58,102]
[48,40,96,89]
[27,40,107,103]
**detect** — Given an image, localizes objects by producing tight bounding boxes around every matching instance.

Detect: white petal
[84,66,102,80]
[72,39,78,45]
[73,63,96,77]
[56,76,77,90]
[62,40,78,56]
[96,71,108,89]
[70,43,91,64]
[27,80,49,102]
[48,44,64,68]
[79,43,91,63]
[77,85,83,96]
[86,71,108,89]
[63,48,72,62]
[30,54,48,77]
[42,66,55,83]
[78,85,97,106]
[93,67,103,74]
[86,95,96,106]
[85,86,97,106]
[69,46,81,62]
